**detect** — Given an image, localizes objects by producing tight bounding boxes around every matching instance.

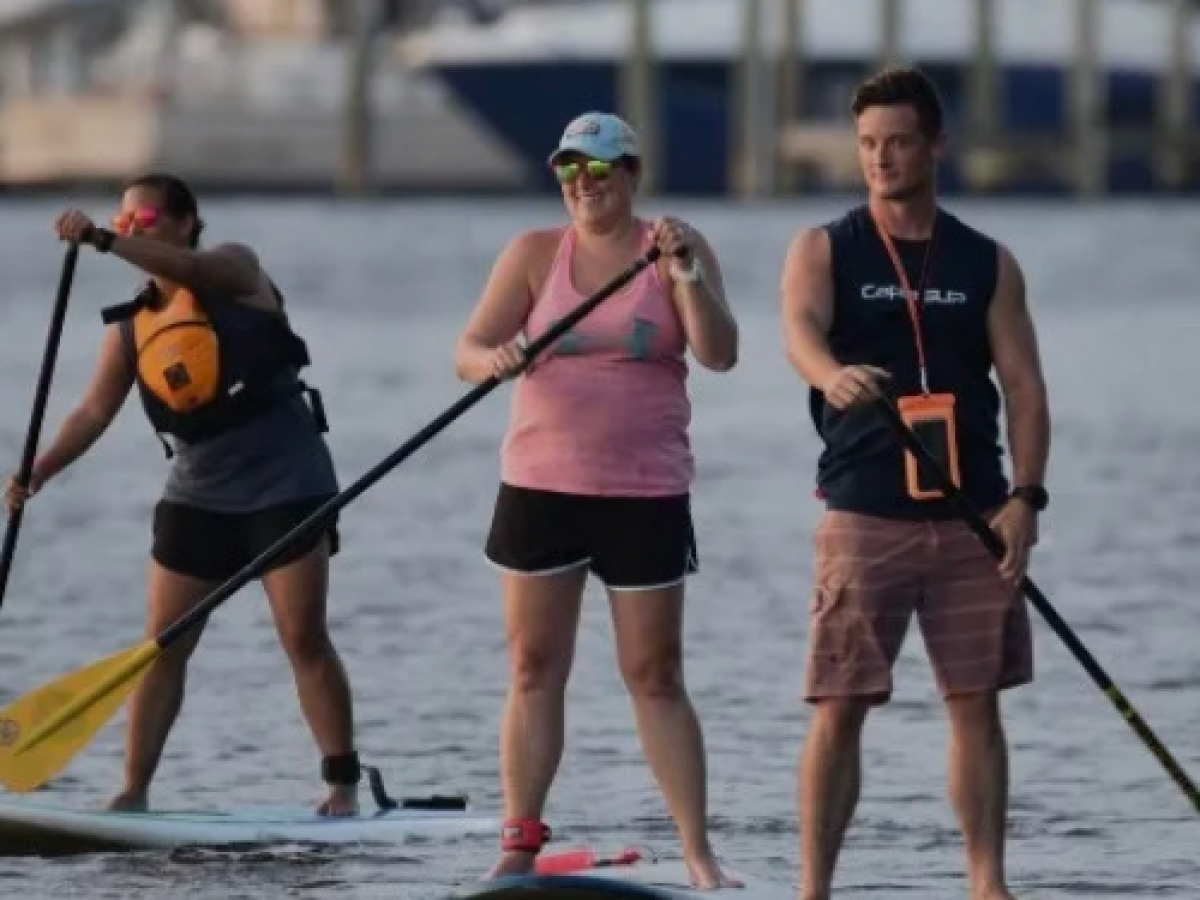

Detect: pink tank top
[500,222,693,497]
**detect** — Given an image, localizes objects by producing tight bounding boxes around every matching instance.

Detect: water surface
[0,197,1195,898]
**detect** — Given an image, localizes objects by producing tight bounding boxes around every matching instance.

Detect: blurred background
[0,0,1196,199]
[1,4,1198,898]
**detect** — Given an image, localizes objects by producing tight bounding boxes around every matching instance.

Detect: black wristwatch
[1011,485,1048,512]
[82,225,115,253]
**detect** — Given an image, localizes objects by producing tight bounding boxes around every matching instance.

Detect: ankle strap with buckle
[321,751,362,786]
[501,818,552,854]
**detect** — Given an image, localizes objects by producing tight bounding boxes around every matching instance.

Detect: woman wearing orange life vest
[2,173,361,817]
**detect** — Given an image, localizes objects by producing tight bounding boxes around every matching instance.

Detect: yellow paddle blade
[0,641,160,793]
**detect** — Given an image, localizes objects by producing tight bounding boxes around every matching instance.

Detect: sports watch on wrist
[83,225,115,253]
[1011,485,1048,512]
[669,254,703,284]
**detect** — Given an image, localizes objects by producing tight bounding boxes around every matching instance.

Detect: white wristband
[669,254,703,284]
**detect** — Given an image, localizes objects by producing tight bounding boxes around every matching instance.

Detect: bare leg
[107,562,213,812]
[488,567,587,878]
[946,692,1017,900]
[798,699,869,900]
[262,537,358,817]
[610,584,740,889]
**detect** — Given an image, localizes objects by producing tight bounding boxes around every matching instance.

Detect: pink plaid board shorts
[804,509,1034,704]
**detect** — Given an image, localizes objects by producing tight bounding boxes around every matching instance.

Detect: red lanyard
[871,212,936,394]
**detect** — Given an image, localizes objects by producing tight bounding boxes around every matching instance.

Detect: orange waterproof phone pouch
[869,210,958,501]
[897,393,961,500]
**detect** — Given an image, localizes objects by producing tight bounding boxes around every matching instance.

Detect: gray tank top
[119,291,339,514]
[160,395,339,513]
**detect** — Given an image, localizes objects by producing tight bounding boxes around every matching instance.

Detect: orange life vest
[131,286,222,414]
[101,282,326,455]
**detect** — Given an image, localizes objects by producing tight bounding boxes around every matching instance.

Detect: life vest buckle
[302,383,329,434]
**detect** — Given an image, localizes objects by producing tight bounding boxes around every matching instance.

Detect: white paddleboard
[0,766,498,855]
[454,851,791,900]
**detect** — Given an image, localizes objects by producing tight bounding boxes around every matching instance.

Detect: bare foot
[685,849,744,890]
[105,790,148,813]
[486,850,537,879]
[317,784,358,817]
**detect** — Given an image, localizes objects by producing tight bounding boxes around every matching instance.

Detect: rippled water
[0,197,1196,898]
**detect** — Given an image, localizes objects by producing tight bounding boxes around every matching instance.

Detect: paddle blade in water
[0,642,159,792]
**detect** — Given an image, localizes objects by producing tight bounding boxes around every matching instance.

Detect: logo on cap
[565,116,603,137]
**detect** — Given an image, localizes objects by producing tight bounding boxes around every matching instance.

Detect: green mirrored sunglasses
[552,159,615,183]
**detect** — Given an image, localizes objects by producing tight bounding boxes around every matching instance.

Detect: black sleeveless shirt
[809,204,1009,520]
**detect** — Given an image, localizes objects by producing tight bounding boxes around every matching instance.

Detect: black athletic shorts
[484,482,699,590]
[151,495,340,582]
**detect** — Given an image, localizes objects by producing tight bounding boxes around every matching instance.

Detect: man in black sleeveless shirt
[780,68,1051,900]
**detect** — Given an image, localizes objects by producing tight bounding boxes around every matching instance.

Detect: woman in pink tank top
[454,112,740,886]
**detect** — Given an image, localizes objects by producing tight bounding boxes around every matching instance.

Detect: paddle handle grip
[535,847,642,875]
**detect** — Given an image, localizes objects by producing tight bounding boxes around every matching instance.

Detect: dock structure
[734,0,1199,197]
[1,0,1196,198]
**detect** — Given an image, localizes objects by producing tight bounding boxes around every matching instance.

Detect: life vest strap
[300,382,329,434]
[148,378,329,459]
[100,300,141,325]
[102,284,156,325]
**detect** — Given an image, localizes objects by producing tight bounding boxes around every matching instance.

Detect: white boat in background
[0,0,527,192]
[400,0,1200,196]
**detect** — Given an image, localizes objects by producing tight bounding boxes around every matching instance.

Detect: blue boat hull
[425,58,1197,195]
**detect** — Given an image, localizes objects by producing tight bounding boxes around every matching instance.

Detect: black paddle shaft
[875,396,1200,814]
[0,243,81,609]
[157,246,674,648]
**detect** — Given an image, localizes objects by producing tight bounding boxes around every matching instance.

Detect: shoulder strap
[101,282,158,325]
[269,278,286,311]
